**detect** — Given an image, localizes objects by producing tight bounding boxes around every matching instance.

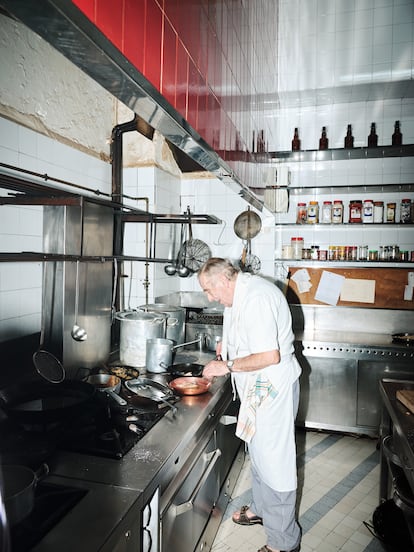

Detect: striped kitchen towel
[236,374,278,443]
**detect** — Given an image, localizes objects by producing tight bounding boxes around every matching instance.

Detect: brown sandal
[232,505,263,526]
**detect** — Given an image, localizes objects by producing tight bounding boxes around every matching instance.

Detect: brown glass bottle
[367,122,378,147]
[344,124,354,148]
[292,128,301,151]
[392,120,402,146]
[319,126,328,150]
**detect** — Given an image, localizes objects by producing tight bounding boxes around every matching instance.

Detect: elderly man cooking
[198,257,301,552]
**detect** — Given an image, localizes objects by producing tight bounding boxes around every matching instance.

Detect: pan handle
[106,389,127,406]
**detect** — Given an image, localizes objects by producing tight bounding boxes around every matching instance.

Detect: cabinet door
[161,434,220,552]
[297,351,358,431]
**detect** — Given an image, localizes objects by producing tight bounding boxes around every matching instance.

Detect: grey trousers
[250,379,301,551]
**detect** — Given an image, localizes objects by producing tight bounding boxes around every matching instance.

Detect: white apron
[221,272,301,492]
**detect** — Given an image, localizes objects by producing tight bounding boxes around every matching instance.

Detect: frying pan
[3,463,49,526]
[169,376,211,396]
[125,377,177,413]
[86,374,127,406]
[167,363,204,377]
[233,207,262,240]
[0,380,95,423]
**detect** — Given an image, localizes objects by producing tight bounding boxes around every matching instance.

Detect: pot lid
[116,311,166,322]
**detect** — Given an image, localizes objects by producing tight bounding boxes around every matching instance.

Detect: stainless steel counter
[294,331,414,437]
[32,352,237,551]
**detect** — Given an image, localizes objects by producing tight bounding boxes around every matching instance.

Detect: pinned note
[314,271,345,306]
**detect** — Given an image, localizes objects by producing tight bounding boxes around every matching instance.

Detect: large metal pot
[116,311,167,368]
[3,464,49,526]
[139,304,185,347]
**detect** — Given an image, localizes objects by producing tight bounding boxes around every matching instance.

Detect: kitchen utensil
[33,264,66,384]
[125,377,177,413]
[116,310,167,367]
[167,363,204,377]
[146,337,206,373]
[86,374,127,406]
[180,207,211,273]
[239,252,261,274]
[3,463,49,526]
[139,303,185,347]
[164,224,186,276]
[0,380,95,423]
[169,376,211,396]
[111,258,118,324]
[233,207,262,240]
[71,260,87,341]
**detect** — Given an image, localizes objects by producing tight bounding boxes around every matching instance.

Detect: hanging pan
[233,207,262,240]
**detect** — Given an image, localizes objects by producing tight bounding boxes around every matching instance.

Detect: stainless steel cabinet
[357,360,414,430]
[161,433,221,552]
[296,349,358,432]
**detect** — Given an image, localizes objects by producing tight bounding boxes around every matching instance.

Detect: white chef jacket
[221,272,301,492]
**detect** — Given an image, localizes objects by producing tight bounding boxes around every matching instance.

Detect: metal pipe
[110,116,151,306]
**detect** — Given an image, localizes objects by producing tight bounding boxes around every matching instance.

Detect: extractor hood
[0,0,263,211]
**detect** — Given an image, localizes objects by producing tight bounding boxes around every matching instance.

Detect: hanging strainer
[33,263,65,384]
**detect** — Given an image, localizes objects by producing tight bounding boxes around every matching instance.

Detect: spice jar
[332,200,343,224]
[291,237,304,260]
[363,199,374,223]
[386,202,396,223]
[349,200,362,223]
[368,250,378,261]
[296,202,307,224]
[307,201,319,224]
[373,201,384,223]
[321,201,332,224]
[310,245,320,260]
[400,199,411,223]
[359,245,368,260]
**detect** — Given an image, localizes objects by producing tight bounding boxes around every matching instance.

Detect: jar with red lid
[321,201,332,224]
[332,200,343,224]
[349,200,362,223]
[291,237,304,259]
[296,202,307,224]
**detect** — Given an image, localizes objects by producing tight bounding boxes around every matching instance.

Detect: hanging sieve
[32,263,65,384]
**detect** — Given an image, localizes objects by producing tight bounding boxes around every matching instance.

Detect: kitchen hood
[0,0,264,211]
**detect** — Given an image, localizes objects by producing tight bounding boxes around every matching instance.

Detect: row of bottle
[296,198,413,224]
[291,121,402,151]
[286,238,413,262]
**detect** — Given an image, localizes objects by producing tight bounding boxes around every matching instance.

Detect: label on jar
[386,203,396,223]
[373,202,384,223]
[307,203,319,224]
[363,200,373,223]
[332,202,343,224]
[401,200,411,223]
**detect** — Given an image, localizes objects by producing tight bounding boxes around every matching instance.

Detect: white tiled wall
[0,117,111,341]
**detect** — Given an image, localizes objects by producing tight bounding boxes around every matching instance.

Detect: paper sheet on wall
[290,268,312,293]
[340,278,376,303]
[314,270,345,306]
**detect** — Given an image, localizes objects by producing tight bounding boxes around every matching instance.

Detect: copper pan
[169,376,211,396]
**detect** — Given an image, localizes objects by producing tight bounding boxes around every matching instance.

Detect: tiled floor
[212,429,386,552]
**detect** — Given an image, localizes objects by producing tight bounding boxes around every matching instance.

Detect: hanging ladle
[71,260,87,341]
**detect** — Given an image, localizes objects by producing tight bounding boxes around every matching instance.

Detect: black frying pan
[167,363,204,377]
[0,380,95,423]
